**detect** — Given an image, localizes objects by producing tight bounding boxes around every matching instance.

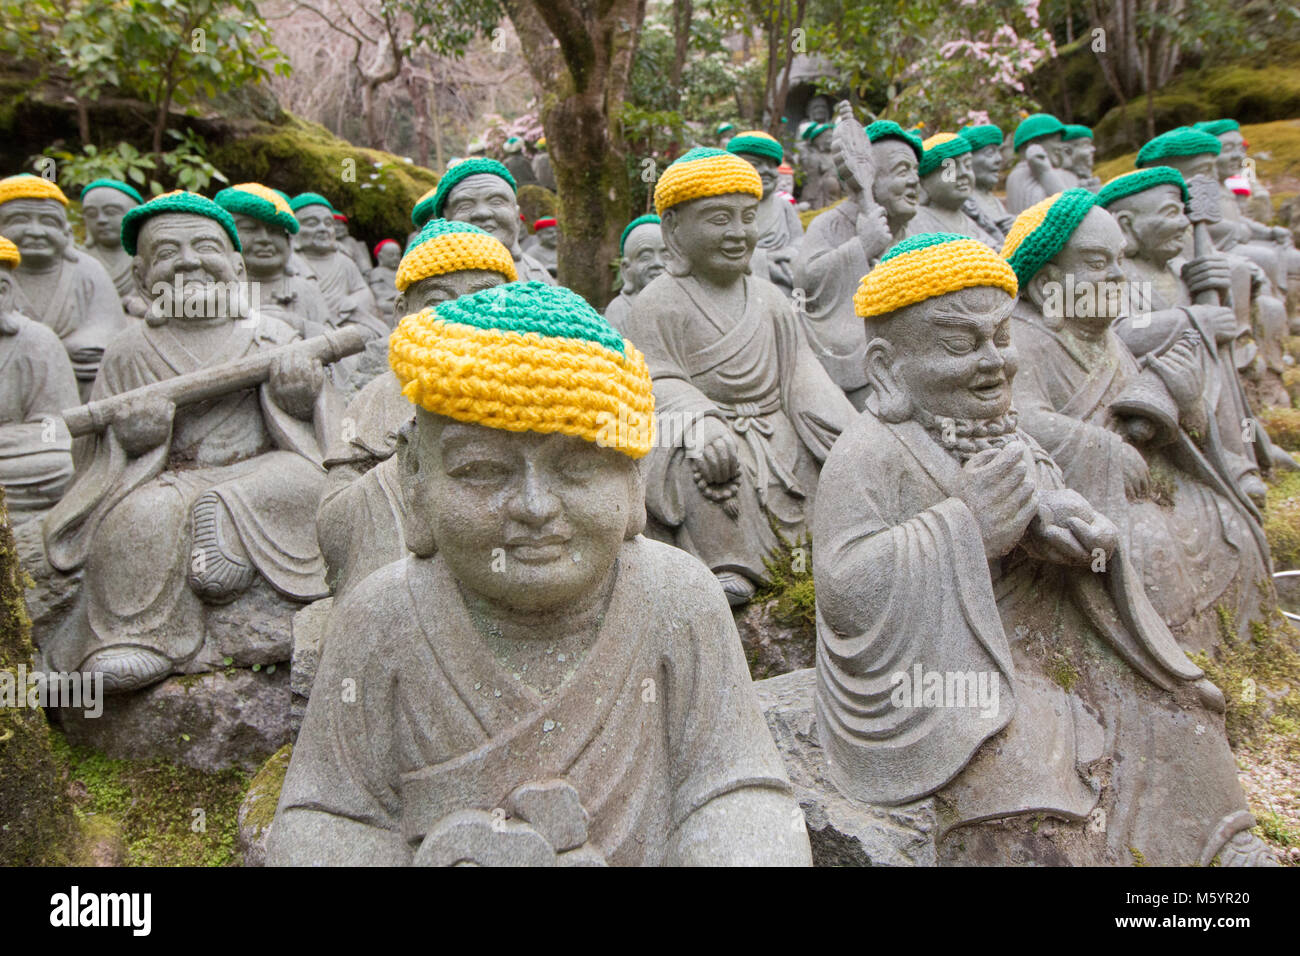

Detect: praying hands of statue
[686,415,739,486]
[267,350,324,420]
[111,391,176,457]
[1024,487,1120,567]
[1180,255,1233,303]
[956,442,1041,560]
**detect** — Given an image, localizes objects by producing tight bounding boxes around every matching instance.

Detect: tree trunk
[669,0,692,113]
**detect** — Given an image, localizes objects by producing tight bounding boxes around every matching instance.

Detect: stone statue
[604,214,665,335]
[79,179,148,318]
[289,194,384,339]
[531,136,557,192]
[727,130,805,296]
[42,192,354,693]
[1006,188,1271,654]
[624,148,856,606]
[0,175,128,401]
[805,95,832,127]
[502,136,537,187]
[1062,125,1100,191]
[332,212,373,277]
[794,116,916,407]
[798,123,841,210]
[0,236,78,518]
[528,218,558,279]
[269,280,811,866]
[1004,114,1078,215]
[908,133,1002,248]
[814,233,1276,866]
[716,122,736,150]
[412,159,555,285]
[959,124,1015,239]
[367,239,401,325]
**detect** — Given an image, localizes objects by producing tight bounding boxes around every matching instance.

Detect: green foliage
[39,129,228,196]
[1254,809,1299,848]
[755,528,817,633]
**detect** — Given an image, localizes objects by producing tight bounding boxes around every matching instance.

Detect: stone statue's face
[294,204,336,255]
[332,219,348,239]
[443,174,520,250]
[406,412,634,614]
[1114,183,1188,266]
[738,152,779,198]
[881,286,1018,422]
[969,144,1003,191]
[871,140,921,228]
[812,129,833,154]
[1042,135,1069,169]
[231,213,289,278]
[664,193,758,282]
[134,212,245,321]
[807,97,831,124]
[1069,139,1095,178]
[1215,131,1247,181]
[399,268,504,316]
[537,227,558,250]
[1163,152,1217,182]
[1036,207,1128,330]
[377,243,402,269]
[621,224,667,293]
[82,187,136,250]
[922,152,973,209]
[0,198,71,268]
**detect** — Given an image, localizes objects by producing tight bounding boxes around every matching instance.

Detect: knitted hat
[1136,126,1221,167]
[0,236,19,267]
[120,190,242,256]
[272,189,291,204]
[0,174,69,207]
[80,178,144,205]
[959,124,1003,151]
[1225,175,1251,196]
[653,147,763,215]
[620,214,661,255]
[533,217,557,230]
[289,192,336,213]
[716,122,735,136]
[503,137,523,154]
[918,132,972,178]
[332,212,348,223]
[1195,119,1240,137]
[864,121,924,161]
[415,158,517,227]
[802,122,834,143]
[535,137,547,150]
[1001,188,1098,286]
[214,183,300,235]
[388,280,656,458]
[374,238,400,257]
[395,219,517,292]
[1061,124,1094,142]
[727,130,784,164]
[854,233,1018,319]
[1013,113,1065,152]
[1096,167,1189,208]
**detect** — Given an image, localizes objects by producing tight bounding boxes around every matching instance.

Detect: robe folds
[298,250,384,336]
[515,250,556,285]
[907,205,1001,249]
[85,245,147,317]
[625,273,855,581]
[748,197,805,296]
[269,538,795,865]
[41,314,337,671]
[254,273,334,341]
[602,289,637,336]
[814,407,1252,865]
[1004,161,1078,216]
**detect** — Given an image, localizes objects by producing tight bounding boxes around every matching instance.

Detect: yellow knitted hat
[389,280,656,458]
[395,219,518,291]
[0,174,69,207]
[854,233,1019,319]
[0,236,18,267]
[654,148,763,215]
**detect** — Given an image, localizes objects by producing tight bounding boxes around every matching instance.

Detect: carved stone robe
[255,272,334,341]
[1005,161,1078,216]
[298,250,384,336]
[747,197,805,296]
[908,205,1002,249]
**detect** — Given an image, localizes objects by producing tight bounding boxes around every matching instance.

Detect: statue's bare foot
[82,645,172,694]
[189,491,256,603]
[715,571,755,607]
[1216,829,1280,867]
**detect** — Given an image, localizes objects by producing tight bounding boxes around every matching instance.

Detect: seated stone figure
[214,184,333,340]
[367,239,402,325]
[798,123,841,210]
[80,179,148,318]
[625,148,856,606]
[908,133,1002,249]
[0,175,128,401]
[959,124,1015,239]
[332,212,372,277]
[1062,124,1100,191]
[604,214,665,335]
[0,236,78,517]
[795,119,919,408]
[727,130,804,296]
[1005,187,1271,654]
[318,218,518,599]
[528,218,559,278]
[289,193,384,338]
[42,192,341,692]
[269,281,810,866]
[1004,114,1078,215]
[411,159,554,285]
[815,234,1276,866]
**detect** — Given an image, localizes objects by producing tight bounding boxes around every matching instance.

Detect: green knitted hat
[959,124,1003,151]
[1000,188,1098,286]
[1136,126,1221,167]
[865,121,924,161]
[918,132,972,178]
[620,214,662,256]
[214,183,300,235]
[1013,113,1065,152]
[80,178,143,205]
[802,122,834,143]
[1061,124,1093,142]
[121,190,242,256]
[716,122,735,136]
[289,192,336,214]
[1096,167,1189,207]
[415,158,517,227]
[1194,119,1241,137]
[726,130,785,164]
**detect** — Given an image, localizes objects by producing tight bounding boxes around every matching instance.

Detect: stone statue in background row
[815,233,1276,866]
[959,124,1015,239]
[79,179,148,318]
[290,194,385,339]
[798,123,841,210]
[531,136,557,192]
[0,175,128,401]
[603,214,665,335]
[1063,125,1100,191]
[270,280,811,866]
[1004,114,1078,216]
[908,133,1002,248]
[727,130,804,296]
[333,212,372,276]
[367,239,402,325]
[625,148,855,607]
[528,218,559,279]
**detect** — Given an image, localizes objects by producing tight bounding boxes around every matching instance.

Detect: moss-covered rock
[1259,406,1300,451]
[237,743,292,867]
[1265,470,1300,570]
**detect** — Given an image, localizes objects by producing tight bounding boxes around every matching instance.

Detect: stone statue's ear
[396,417,439,558]
[625,458,647,539]
[394,290,408,317]
[1112,208,1139,256]
[660,210,691,277]
[864,333,910,423]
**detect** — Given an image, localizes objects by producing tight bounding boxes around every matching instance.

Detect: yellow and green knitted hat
[1001,188,1098,286]
[1096,167,1189,208]
[414,158,517,227]
[215,183,300,235]
[654,147,763,215]
[0,174,69,207]
[918,132,972,178]
[120,190,242,256]
[1136,126,1221,167]
[0,236,19,267]
[959,124,1003,151]
[80,178,144,205]
[389,280,656,458]
[727,130,785,164]
[854,233,1018,319]
[1194,119,1240,137]
[394,219,517,292]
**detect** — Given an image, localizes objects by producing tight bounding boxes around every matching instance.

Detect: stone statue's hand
[1272,226,1293,247]
[1117,440,1151,500]
[1024,143,1053,178]
[1186,304,1238,345]
[1181,256,1233,299]
[268,350,325,419]
[111,392,174,457]
[1029,488,1118,565]
[957,443,1040,560]
[831,121,874,197]
[1149,333,1205,411]
[856,205,893,261]
[687,416,739,485]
